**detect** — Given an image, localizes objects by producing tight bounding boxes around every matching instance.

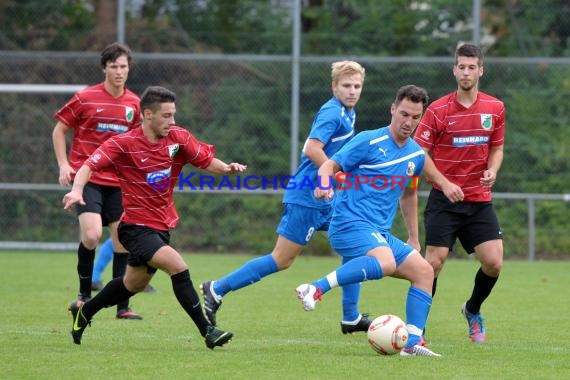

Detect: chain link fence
[0,1,569,258]
[1,52,569,258]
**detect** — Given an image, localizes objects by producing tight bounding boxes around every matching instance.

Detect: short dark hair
[455,43,484,66]
[100,42,132,68]
[394,85,429,108]
[140,86,176,112]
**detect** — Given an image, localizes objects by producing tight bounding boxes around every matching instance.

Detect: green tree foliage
[0,0,93,50]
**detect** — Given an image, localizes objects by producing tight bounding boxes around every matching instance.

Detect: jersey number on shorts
[371,232,387,244]
[305,227,315,242]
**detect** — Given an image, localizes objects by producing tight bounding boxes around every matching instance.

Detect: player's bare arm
[303,138,329,168]
[204,158,247,175]
[481,145,504,187]
[62,164,92,210]
[421,149,464,203]
[52,121,75,186]
[399,186,421,252]
[314,159,339,200]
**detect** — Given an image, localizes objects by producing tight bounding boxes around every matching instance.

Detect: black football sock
[112,252,130,311]
[466,268,499,314]
[82,277,135,320]
[77,242,95,296]
[431,277,438,298]
[171,270,210,337]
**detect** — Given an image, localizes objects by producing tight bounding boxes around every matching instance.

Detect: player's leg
[105,187,143,319]
[92,237,113,290]
[424,245,450,296]
[75,183,108,301]
[296,228,395,311]
[69,264,144,345]
[209,235,299,299]
[423,189,461,298]
[469,239,502,311]
[150,244,232,349]
[392,240,435,348]
[319,211,370,334]
[201,204,312,325]
[110,223,142,319]
[202,235,302,325]
[77,212,103,301]
[459,203,503,343]
[338,255,370,334]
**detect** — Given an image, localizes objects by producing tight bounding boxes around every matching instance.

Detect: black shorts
[118,223,170,274]
[424,189,502,254]
[76,182,123,226]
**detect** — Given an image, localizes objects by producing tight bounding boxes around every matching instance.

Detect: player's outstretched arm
[62,164,92,210]
[204,158,247,175]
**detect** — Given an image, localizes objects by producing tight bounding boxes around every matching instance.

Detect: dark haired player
[414,43,506,343]
[63,86,245,349]
[53,42,142,319]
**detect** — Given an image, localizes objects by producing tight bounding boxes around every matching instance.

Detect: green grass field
[1,252,568,380]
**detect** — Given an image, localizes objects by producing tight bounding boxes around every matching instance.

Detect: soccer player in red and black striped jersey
[52,42,143,319]
[63,86,245,349]
[413,43,505,344]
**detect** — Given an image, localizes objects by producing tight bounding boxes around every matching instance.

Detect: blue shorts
[329,225,415,267]
[276,203,332,245]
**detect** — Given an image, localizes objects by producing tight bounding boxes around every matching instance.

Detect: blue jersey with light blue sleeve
[329,126,425,234]
[283,97,355,209]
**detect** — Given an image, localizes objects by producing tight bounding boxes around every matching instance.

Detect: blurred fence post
[289,0,301,174]
[527,198,535,261]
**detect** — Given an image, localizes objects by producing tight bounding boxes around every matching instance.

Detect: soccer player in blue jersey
[201,61,370,334]
[296,85,441,356]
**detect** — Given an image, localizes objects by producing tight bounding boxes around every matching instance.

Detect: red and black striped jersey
[414,91,505,202]
[54,82,141,186]
[86,126,215,231]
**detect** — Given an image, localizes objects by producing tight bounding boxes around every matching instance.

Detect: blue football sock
[314,255,382,295]
[92,238,113,283]
[404,287,432,347]
[214,254,278,297]
[341,256,362,321]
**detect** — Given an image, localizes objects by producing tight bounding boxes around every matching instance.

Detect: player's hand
[314,187,334,201]
[480,169,497,188]
[62,190,85,211]
[224,162,247,174]
[441,181,464,203]
[407,238,421,253]
[58,164,76,187]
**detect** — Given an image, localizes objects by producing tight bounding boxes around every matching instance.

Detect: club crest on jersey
[421,130,430,140]
[125,106,134,122]
[406,161,416,176]
[168,144,180,159]
[481,114,492,130]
